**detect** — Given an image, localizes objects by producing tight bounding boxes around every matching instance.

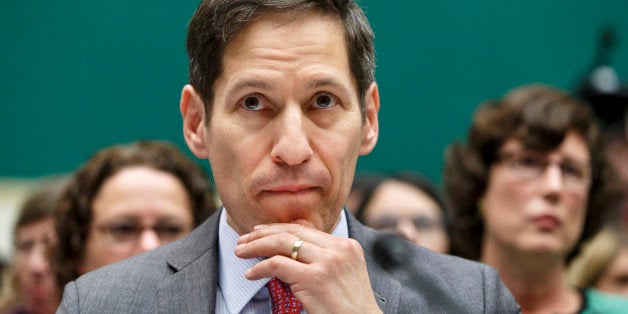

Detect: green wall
[2,1,627,182]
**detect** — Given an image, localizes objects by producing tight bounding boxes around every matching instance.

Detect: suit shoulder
[407,244,492,281]
[392,244,520,312]
[62,218,220,312]
[73,245,174,293]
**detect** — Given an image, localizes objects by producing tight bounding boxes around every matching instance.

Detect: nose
[137,229,161,252]
[270,106,313,165]
[395,220,420,245]
[26,245,51,277]
[539,163,564,200]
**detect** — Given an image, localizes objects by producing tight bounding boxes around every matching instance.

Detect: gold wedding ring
[291,239,305,261]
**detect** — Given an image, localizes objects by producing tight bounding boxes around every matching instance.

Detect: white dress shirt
[215,207,349,314]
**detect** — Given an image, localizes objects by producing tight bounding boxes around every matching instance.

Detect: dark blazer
[57,210,520,313]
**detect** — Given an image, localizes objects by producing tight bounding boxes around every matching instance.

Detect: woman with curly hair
[444,84,628,312]
[52,140,217,293]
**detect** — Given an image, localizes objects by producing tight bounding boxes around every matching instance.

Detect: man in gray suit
[58,0,520,312]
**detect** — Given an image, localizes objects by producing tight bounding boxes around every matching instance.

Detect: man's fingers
[238,222,336,248]
[244,255,308,281]
[235,233,319,264]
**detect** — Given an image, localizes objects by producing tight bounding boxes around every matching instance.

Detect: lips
[532,214,560,230]
[264,184,317,194]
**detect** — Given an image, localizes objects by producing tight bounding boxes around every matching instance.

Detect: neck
[481,242,581,314]
[24,298,60,314]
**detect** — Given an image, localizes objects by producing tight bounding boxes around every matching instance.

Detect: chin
[263,198,317,216]
[521,242,567,256]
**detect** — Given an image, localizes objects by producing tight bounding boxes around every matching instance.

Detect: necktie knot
[266,278,302,313]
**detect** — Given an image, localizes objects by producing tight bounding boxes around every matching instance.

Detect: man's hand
[235,222,383,314]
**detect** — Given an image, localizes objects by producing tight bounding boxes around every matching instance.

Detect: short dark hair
[186,0,375,122]
[444,84,620,261]
[52,140,217,290]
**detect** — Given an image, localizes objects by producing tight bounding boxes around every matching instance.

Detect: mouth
[264,184,318,195]
[532,214,560,231]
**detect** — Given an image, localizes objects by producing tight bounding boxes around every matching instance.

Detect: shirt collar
[217,207,349,314]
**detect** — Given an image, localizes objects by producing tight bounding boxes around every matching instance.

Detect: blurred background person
[0,258,6,291]
[52,140,217,292]
[569,225,628,297]
[444,84,628,313]
[0,177,67,314]
[572,39,628,297]
[350,171,450,254]
[604,134,628,228]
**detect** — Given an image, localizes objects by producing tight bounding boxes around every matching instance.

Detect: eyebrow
[228,77,354,96]
[229,79,274,96]
[305,77,353,96]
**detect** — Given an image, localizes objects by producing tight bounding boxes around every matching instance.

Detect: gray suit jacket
[57,210,520,313]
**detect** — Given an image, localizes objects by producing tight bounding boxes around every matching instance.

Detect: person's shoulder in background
[581,288,628,314]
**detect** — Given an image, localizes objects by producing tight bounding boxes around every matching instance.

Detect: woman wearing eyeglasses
[349,171,450,254]
[443,84,628,313]
[52,140,218,294]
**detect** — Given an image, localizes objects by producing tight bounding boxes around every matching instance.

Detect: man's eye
[240,95,265,111]
[312,93,338,109]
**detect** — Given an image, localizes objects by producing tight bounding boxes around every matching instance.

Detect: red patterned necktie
[266,277,303,313]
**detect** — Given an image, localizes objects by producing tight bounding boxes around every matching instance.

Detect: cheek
[320,133,360,177]
[483,177,526,222]
[208,127,259,180]
[564,192,588,234]
[14,259,28,281]
[80,238,100,269]
[80,237,127,272]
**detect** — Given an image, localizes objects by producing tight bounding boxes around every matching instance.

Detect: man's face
[182,12,378,235]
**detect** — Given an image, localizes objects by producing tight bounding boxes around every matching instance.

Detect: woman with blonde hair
[569,225,628,297]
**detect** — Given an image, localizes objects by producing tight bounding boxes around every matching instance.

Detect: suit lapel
[157,211,221,313]
[346,210,404,313]
[155,209,412,312]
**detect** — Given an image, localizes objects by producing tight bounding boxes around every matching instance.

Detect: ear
[359,82,380,155]
[180,84,208,158]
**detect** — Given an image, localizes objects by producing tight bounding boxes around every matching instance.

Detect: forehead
[91,166,192,221]
[367,180,442,215]
[228,10,345,51]
[219,11,354,89]
[15,217,54,239]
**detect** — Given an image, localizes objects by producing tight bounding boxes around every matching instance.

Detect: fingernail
[253,224,267,230]
[234,244,245,253]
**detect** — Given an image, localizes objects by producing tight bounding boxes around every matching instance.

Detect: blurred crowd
[0,83,627,313]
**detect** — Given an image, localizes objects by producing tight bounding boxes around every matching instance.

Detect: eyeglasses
[95,221,192,245]
[370,215,443,232]
[14,236,55,255]
[497,150,592,190]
